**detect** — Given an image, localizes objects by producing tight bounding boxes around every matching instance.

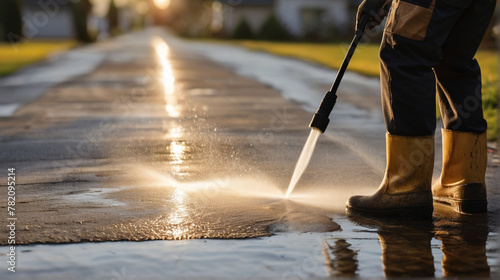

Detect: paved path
[0,28,498,278]
[2,29,374,244]
[0,41,104,117]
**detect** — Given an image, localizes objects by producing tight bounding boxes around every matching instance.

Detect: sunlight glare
[152,36,179,116]
[154,0,171,10]
[166,187,189,239]
[168,141,187,164]
[165,104,181,117]
[168,126,183,138]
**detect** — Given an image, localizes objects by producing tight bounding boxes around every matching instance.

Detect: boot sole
[346,205,433,220]
[433,196,487,214]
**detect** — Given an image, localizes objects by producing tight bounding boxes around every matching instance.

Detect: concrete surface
[0,28,498,278]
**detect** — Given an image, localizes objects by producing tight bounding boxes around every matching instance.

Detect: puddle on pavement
[65,187,126,207]
[101,171,340,240]
[325,212,500,278]
[2,213,498,279]
[0,104,20,117]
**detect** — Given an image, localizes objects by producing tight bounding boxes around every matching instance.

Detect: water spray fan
[285,6,379,198]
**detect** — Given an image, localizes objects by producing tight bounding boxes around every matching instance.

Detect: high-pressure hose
[309,1,384,133]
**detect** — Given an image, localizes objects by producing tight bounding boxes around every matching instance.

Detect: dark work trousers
[380,0,496,136]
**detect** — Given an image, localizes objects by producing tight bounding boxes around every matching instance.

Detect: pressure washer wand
[309,15,370,133]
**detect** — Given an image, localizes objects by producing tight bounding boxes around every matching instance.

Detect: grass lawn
[215,40,498,141]
[0,40,77,77]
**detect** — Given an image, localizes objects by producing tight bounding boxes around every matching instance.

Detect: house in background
[217,0,275,36]
[216,0,354,39]
[275,0,351,39]
[21,0,135,41]
[21,0,76,38]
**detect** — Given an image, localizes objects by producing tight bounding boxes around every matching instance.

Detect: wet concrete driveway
[0,28,498,278]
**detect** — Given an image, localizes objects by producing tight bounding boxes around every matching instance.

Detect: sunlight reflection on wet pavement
[107,167,340,241]
[1,29,498,279]
[166,187,189,239]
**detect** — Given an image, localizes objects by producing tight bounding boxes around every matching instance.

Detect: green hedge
[257,14,292,41]
[232,19,254,39]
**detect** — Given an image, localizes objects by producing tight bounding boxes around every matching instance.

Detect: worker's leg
[435,0,494,133]
[347,0,477,217]
[432,0,495,214]
[380,0,477,136]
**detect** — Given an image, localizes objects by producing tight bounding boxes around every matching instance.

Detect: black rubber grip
[309,91,337,133]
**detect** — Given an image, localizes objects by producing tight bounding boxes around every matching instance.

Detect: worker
[346,0,496,218]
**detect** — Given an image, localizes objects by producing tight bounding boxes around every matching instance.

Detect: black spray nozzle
[309,91,337,133]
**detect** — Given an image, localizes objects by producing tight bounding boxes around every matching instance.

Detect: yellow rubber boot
[433,129,488,214]
[346,133,434,219]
